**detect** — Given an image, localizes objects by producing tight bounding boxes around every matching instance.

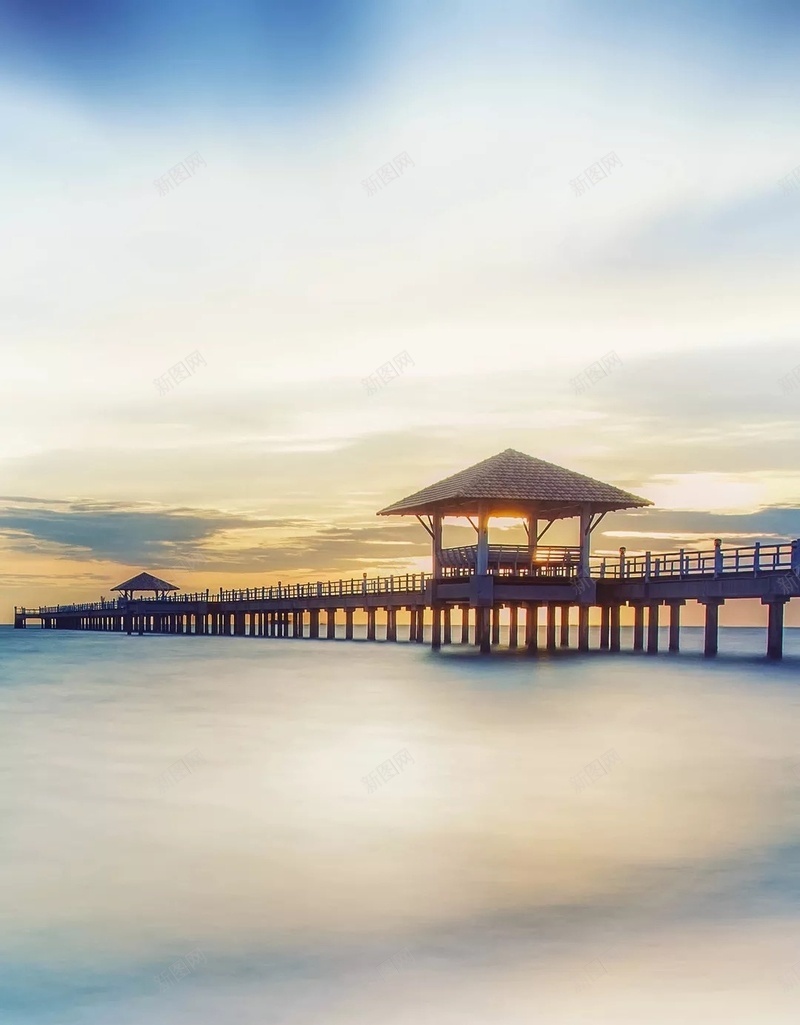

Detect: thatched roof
[378,448,652,518]
[112,571,178,593]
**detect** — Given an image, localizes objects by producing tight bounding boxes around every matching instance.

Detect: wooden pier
[13,450,800,659]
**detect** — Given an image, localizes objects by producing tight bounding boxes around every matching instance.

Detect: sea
[1,624,799,1025]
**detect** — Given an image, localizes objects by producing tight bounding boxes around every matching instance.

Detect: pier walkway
[14,539,799,659]
[14,450,800,659]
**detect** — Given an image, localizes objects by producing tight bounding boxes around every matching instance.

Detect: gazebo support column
[527,511,538,572]
[579,504,591,586]
[476,503,489,575]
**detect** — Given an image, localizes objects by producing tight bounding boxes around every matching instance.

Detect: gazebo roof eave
[377,497,653,518]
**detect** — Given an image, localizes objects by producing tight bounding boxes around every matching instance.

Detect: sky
[1,0,799,623]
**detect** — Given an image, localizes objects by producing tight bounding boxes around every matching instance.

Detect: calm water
[1,625,800,1024]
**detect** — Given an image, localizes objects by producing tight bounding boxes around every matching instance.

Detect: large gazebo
[378,448,651,650]
[379,447,651,576]
[112,571,178,601]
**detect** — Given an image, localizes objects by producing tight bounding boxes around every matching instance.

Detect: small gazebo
[378,448,651,580]
[112,571,178,601]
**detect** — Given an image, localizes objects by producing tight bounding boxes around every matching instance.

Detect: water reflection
[0,628,799,1023]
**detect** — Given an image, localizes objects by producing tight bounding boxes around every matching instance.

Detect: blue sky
[1,0,799,617]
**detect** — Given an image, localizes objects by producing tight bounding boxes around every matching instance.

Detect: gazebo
[378,448,651,650]
[112,571,179,601]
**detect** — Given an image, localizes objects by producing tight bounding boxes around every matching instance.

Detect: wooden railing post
[644,551,651,582]
[619,547,626,579]
[714,539,722,578]
[753,542,760,576]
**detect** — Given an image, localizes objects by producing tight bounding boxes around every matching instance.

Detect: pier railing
[23,572,429,616]
[15,539,800,617]
[591,539,799,580]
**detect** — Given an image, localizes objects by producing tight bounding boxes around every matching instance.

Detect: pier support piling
[546,604,557,652]
[764,597,789,660]
[647,602,660,654]
[477,607,491,654]
[560,605,570,647]
[525,603,539,653]
[508,605,518,648]
[599,606,610,650]
[667,601,684,652]
[578,605,589,651]
[700,599,724,657]
[460,606,470,644]
[632,604,645,652]
[610,605,621,651]
[432,606,442,650]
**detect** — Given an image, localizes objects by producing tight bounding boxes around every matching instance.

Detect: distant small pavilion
[112,571,178,601]
[379,446,648,578]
